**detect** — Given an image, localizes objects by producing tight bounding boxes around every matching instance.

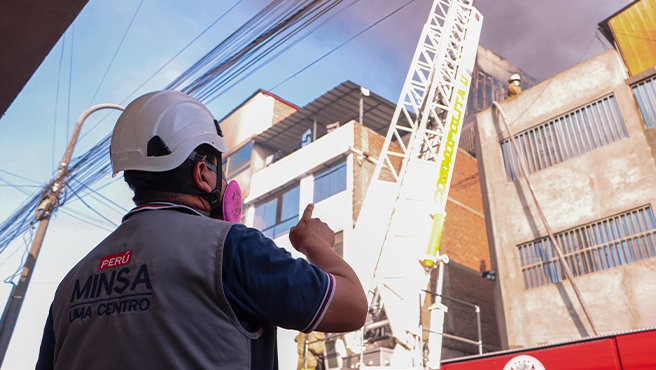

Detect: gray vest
[50,207,262,369]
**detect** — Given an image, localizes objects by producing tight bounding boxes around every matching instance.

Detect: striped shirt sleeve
[222,224,337,332]
[301,273,336,333]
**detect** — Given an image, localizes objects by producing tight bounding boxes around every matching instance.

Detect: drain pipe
[493,102,598,336]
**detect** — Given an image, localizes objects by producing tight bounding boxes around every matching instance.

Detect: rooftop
[253,81,410,155]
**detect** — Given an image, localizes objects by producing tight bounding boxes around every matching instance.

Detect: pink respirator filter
[222,180,242,223]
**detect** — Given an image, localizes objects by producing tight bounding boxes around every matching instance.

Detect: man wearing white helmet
[508,73,522,98]
[36,91,367,369]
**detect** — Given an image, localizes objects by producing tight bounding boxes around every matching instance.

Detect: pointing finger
[302,204,314,219]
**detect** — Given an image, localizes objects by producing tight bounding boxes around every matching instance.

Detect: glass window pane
[264,198,277,229]
[321,175,330,201]
[254,203,265,230]
[227,141,253,175]
[314,177,322,204]
[274,216,298,239]
[336,164,347,193]
[314,162,346,203]
[281,185,300,221]
[329,168,340,196]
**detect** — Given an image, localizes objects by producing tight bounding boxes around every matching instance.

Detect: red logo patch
[99,250,133,270]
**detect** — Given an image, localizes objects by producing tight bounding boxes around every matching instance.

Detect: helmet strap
[127,151,226,219]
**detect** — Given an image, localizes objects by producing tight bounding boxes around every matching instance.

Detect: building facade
[218,81,499,365]
[460,46,540,156]
[475,49,656,349]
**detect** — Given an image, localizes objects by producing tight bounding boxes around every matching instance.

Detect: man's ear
[192,161,213,193]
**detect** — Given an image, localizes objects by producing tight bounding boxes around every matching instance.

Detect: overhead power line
[67,24,75,143]
[88,0,145,108]
[0,169,40,185]
[168,0,361,102]
[53,37,66,173]
[270,0,418,91]
[0,0,386,252]
[77,1,243,144]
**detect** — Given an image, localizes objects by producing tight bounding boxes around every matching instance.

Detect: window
[333,231,343,258]
[224,141,253,177]
[632,76,656,129]
[314,161,347,203]
[254,184,300,239]
[518,205,656,290]
[501,95,628,182]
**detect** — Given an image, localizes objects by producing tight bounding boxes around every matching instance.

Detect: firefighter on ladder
[507,73,522,98]
[296,332,326,370]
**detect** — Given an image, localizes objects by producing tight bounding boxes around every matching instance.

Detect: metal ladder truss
[349,0,483,367]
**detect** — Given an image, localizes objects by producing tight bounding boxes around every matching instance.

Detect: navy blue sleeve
[35,306,55,370]
[222,224,335,333]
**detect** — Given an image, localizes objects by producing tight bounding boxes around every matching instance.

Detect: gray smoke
[472,0,630,81]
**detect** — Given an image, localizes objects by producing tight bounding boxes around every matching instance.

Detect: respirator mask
[193,151,242,223]
[220,179,243,223]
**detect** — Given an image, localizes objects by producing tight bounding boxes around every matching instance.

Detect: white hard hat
[110,90,229,176]
[509,73,521,82]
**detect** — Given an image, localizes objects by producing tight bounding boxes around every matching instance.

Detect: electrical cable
[69,177,128,214]
[60,204,117,229]
[0,0,375,255]
[66,184,118,228]
[4,226,34,285]
[171,0,360,102]
[116,1,244,106]
[77,1,243,144]
[611,30,656,42]
[595,30,609,51]
[0,185,41,188]
[0,169,41,184]
[205,0,362,104]
[0,241,30,270]
[502,32,598,127]
[53,37,66,173]
[0,177,34,197]
[59,209,114,232]
[88,0,145,108]
[92,176,125,193]
[270,0,417,91]
[199,1,346,99]
[67,23,75,143]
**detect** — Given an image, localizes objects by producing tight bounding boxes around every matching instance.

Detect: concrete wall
[438,262,501,357]
[476,49,656,349]
[236,99,499,361]
[220,92,277,150]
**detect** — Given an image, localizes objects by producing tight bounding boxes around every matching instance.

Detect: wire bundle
[0,0,369,258]
[167,0,356,103]
[0,133,118,263]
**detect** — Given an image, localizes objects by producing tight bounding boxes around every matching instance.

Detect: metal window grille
[501,95,628,182]
[518,205,656,290]
[632,76,656,129]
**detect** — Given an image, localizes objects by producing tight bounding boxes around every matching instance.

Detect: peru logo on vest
[99,250,132,270]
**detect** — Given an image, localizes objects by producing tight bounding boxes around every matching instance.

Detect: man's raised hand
[289,204,335,256]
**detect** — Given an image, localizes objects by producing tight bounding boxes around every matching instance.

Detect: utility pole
[0,104,124,365]
[359,86,369,126]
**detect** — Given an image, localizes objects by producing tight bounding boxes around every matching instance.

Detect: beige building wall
[476,49,656,349]
[219,91,297,151]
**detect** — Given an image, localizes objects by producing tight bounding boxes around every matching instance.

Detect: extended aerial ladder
[348,0,482,367]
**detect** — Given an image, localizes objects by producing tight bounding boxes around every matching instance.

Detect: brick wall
[434,262,501,357]
[350,121,499,357]
[272,99,297,125]
[440,149,490,272]
[351,121,402,225]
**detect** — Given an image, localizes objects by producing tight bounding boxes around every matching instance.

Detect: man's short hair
[124,144,221,203]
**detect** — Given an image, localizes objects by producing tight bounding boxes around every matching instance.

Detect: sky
[0,0,632,368]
